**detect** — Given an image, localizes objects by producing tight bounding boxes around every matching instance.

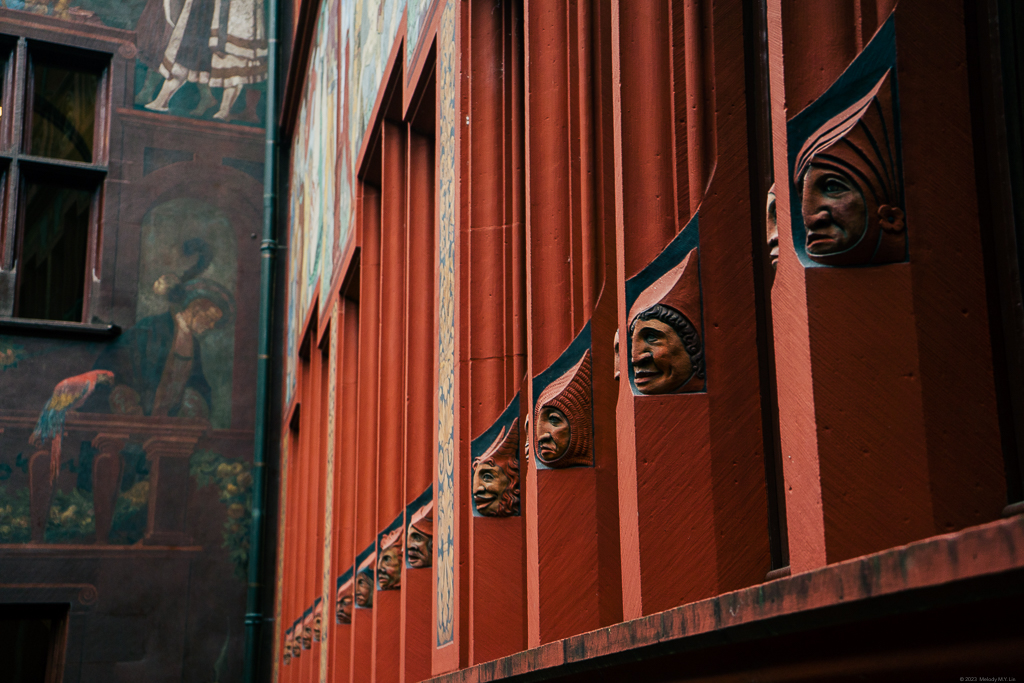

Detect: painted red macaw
[30,370,115,484]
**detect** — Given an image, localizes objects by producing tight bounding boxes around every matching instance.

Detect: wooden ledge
[428,514,1024,682]
[0,317,120,340]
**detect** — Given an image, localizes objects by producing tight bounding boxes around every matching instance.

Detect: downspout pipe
[244,0,279,676]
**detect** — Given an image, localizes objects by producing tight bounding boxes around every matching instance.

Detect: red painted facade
[274,0,1024,682]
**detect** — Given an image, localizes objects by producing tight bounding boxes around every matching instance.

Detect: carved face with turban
[377,530,403,590]
[406,501,434,568]
[534,351,593,468]
[472,418,520,516]
[794,70,905,266]
[628,249,705,395]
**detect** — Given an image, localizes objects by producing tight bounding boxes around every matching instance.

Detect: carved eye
[481,472,494,482]
[644,331,659,345]
[822,176,850,195]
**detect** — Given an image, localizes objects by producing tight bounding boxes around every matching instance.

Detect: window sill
[0,317,121,340]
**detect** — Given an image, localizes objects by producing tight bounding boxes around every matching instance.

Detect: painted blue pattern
[435,0,457,649]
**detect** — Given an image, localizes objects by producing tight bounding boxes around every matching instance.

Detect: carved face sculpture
[793,70,905,266]
[534,351,593,468]
[355,571,374,608]
[630,315,695,394]
[627,248,704,395]
[406,527,432,568]
[801,166,867,258]
[471,418,520,516]
[312,602,322,642]
[377,543,403,590]
[301,615,312,649]
[336,592,353,624]
[613,329,621,381]
[473,459,509,515]
[283,631,292,665]
[766,186,779,271]
[337,589,354,626]
[536,407,570,462]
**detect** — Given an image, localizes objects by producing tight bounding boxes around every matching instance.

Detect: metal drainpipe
[244,0,279,676]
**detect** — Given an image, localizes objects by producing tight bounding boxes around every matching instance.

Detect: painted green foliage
[190,450,253,579]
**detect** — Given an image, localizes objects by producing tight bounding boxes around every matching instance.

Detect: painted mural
[0,0,268,125]
[287,0,340,403]
[136,198,238,428]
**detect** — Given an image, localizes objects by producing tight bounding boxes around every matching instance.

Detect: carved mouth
[805,230,837,250]
[633,369,659,386]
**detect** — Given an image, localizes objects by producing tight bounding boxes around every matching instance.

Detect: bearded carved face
[801,166,867,257]
[406,527,432,568]
[536,406,570,462]
[630,318,693,394]
[472,460,510,515]
[336,594,353,624]
[355,573,374,608]
[377,546,402,590]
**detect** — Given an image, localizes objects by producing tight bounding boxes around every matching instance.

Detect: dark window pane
[0,617,53,683]
[29,63,97,163]
[17,182,92,321]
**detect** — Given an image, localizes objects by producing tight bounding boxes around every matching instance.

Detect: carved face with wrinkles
[630,319,693,394]
[536,406,570,462]
[406,527,432,568]
[801,165,867,257]
[472,461,509,515]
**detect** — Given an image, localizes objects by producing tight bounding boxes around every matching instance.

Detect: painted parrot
[29,370,115,483]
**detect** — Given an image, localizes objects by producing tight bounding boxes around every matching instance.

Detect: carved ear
[878,205,905,233]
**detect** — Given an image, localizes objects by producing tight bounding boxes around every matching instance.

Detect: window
[0,603,69,683]
[0,37,109,323]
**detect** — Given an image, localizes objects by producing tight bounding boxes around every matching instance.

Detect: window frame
[0,32,111,327]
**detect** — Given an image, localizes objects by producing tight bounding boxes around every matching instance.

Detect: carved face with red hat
[628,248,705,395]
[472,418,520,516]
[377,528,403,590]
[794,70,905,266]
[534,352,593,468]
[406,501,434,568]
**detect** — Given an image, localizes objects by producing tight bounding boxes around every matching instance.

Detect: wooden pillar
[330,296,359,683]
[373,120,408,683]
[613,0,770,619]
[464,0,528,664]
[352,183,381,682]
[524,0,616,646]
[767,0,1006,572]
[401,121,436,682]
